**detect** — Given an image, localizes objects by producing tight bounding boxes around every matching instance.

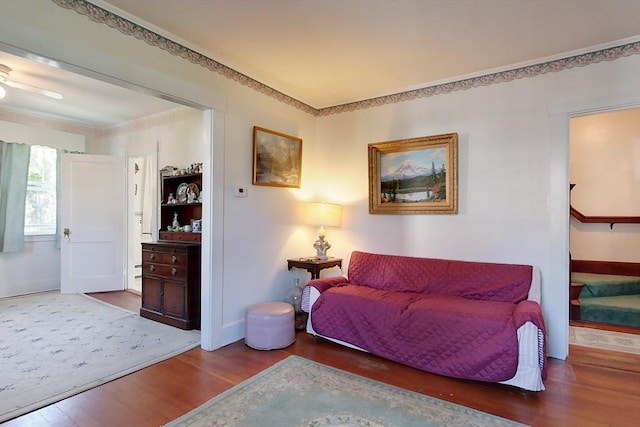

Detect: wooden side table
[287,257,343,280]
[287,257,343,330]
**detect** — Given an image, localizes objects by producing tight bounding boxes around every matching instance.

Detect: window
[24,146,57,236]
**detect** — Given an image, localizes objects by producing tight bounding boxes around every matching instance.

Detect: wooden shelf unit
[159,172,202,243]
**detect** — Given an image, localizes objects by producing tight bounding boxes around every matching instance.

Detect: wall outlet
[234,186,247,197]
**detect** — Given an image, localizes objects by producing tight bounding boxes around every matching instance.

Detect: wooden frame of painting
[252,126,303,188]
[368,133,458,214]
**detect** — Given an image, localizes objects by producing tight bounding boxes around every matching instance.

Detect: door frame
[547,88,640,359]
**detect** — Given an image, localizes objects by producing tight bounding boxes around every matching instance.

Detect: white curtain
[0,141,31,253]
[141,156,153,235]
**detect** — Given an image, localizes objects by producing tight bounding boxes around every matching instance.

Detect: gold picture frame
[252,126,303,188]
[368,133,458,214]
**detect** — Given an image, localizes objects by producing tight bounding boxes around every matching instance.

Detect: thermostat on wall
[234,186,247,197]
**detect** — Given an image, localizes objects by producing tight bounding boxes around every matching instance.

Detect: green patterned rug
[165,356,527,427]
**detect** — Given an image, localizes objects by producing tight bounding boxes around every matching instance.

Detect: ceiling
[1,0,639,128]
[0,51,182,128]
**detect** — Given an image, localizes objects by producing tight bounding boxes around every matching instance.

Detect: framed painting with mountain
[368,133,458,214]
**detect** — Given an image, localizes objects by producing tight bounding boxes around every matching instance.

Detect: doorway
[568,107,640,353]
[126,155,156,294]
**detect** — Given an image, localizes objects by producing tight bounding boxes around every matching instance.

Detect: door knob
[63,228,70,240]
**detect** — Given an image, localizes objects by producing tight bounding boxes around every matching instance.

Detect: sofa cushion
[348,251,532,303]
[311,284,521,382]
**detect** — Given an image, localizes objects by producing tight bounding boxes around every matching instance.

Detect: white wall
[86,106,205,163]
[570,108,640,262]
[2,0,639,359]
[0,120,85,152]
[0,120,86,297]
[316,58,640,359]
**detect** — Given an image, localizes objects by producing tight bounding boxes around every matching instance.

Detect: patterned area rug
[0,292,200,422]
[165,356,527,427]
[570,326,640,354]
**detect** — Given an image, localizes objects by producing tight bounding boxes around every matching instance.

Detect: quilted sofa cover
[304,251,546,389]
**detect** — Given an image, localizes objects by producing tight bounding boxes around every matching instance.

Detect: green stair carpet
[571,272,640,328]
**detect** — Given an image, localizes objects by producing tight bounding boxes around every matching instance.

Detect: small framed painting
[368,133,458,214]
[253,126,303,188]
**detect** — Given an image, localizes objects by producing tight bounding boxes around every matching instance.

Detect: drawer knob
[171,268,177,276]
[150,253,156,261]
[171,255,177,263]
[150,265,155,272]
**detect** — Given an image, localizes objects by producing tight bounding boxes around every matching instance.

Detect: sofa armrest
[301,276,348,313]
[514,300,547,379]
[514,300,546,331]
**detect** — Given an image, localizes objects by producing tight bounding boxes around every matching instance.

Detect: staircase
[570,261,640,328]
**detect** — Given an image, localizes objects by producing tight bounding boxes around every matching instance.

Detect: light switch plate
[234,186,247,197]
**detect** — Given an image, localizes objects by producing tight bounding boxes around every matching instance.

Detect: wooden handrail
[570,206,640,229]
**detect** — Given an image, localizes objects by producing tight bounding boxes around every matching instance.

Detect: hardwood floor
[4,292,640,427]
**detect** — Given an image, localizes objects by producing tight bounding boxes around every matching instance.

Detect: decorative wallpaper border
[53,0,639,117]
[320,43,640,116]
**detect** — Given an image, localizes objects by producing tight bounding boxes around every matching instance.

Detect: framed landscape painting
[368,133,458,214]
[252,126,303,188]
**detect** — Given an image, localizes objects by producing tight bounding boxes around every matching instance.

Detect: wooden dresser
[140,242,201,330]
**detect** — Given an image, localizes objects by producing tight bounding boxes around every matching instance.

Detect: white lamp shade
[305,202,342,228]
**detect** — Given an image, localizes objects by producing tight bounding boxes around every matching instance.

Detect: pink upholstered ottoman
[245,302,295,350]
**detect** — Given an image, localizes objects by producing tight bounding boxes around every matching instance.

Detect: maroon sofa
[302,251,547,391]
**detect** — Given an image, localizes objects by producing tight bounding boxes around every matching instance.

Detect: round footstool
[245,302,295,350]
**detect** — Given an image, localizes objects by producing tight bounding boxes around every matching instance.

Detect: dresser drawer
[143,263,188,280]
[142,251,189,265]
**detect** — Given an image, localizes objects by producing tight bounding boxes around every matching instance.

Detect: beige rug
[0,292,200,422]
[569,326,640,354]
[165,356,528,427]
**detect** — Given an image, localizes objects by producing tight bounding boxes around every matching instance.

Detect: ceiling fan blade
[4,80,64,100]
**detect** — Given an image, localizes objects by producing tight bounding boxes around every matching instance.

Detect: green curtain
[0,141,31,252]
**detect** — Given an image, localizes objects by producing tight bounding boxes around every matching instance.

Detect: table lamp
[304,201,342,260]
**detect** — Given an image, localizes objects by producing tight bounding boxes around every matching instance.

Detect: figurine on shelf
[187,162,202,174]
[160,165,178,177]
[172,212,180,230]
[186,183,199,204]
[167,193,176,204]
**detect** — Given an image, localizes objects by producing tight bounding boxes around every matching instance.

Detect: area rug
[0,292,200,422]
[165,356,527,427]
[570,326,640,354]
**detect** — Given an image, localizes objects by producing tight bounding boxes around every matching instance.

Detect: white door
[60,154,125,294]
